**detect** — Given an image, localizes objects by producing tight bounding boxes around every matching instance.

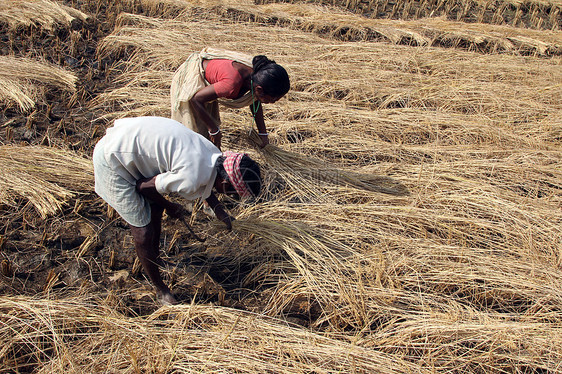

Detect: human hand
[165,202,186,219]
[214,205,234,231]
[259,133,269,148]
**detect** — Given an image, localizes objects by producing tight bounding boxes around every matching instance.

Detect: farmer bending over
[171,47,290,149]
[93,116,261,305]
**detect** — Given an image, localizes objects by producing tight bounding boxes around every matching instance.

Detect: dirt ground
[0,2,289,320]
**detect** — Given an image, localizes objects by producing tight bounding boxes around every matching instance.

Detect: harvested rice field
[1,0,561,372]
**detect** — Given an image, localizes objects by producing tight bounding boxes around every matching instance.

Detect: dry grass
[0,145,93,218]
[258,0,562,30]
[212,0,562,54]
[0,295,423,373]
[0,0,88,30]
[95,12,561,123]
[0,56,78,111]
[245,129,409,198]
[98,0,562,57]
[2,0,562,373]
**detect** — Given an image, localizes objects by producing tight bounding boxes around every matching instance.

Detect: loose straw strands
[0,56,78,111]
[245,148,562,261]
[286,43,561,122]
[97,15,198,69]
[275,104,553,149]
[248,130,409,198]
[0,145,93,218]
[211,0,562,55]
[95,13,561,127]
[223,208,562,328]
[369,315,562,373]
[228,217,396,328]
[117,0,562,55]
[257,0,562,31]
[242,193,562,258]
[0,0,88,30]
[0,295,422,373]
[223,103,557,168]
[224,214,421,321]
[90,67,173,120]
[0,79,36,113]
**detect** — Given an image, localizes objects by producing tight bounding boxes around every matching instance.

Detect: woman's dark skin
[132,175,234,305]
[190,60,282,150]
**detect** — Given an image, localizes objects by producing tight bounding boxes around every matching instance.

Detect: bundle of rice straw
[0,294,423,373]
[248,129,408,198]
[0,56,78,111]
[0,0,88,30]
[0,145,93,218]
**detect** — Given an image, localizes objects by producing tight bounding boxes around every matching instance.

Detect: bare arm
[250,102,269,147]
[136,176,185,218]
[205,192,233,230]
[190,85,222,148]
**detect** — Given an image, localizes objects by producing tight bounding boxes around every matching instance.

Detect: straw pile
[0,145,93,218]
[212,0,562,55]
[256,0,562,30]
[0,295,424,373]
[1,0,562,372]
[98,0,562,56]
[95,10,561,122]
[246,129,409,198]
[0,0,88,30]
[0,56,78,111]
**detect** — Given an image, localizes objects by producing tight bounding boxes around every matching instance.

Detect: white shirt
[101,116,221,200]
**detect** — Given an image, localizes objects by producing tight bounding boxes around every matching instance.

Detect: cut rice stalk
[0,145,93,218]
[248,129,408,197]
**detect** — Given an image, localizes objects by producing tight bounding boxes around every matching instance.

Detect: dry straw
[204,205,562,371]
[3,1,562,373]
[0,295,423,373]
[0,145,93,218]
[224,197,562,320]
[92,9,560,200]
[210,0,562,55]
[95,11,561,124]
[0,56,78,111]
[0,0,88,30]
[258,0,562,30]
[247,129,409,198]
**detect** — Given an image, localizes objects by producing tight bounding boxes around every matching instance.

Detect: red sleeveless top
[204,59,244,99]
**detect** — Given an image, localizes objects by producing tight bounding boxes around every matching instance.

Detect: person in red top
[171,48,290,150]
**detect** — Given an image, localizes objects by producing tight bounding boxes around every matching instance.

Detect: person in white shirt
[93,116,262,305]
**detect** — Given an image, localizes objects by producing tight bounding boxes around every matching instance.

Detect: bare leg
[150,203,164,255]
[130,206,177,305]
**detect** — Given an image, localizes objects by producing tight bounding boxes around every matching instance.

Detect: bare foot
[157,290,178,306]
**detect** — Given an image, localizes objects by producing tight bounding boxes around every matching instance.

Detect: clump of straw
[0,0,88,30]
[0,145,93,218]
[0,294,421,373]
[0,56,78,111]
[248,129,408,198]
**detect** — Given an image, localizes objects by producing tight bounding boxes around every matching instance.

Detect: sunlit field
[1,0,561,372]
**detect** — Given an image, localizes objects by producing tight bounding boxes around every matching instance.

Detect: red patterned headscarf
[222,151,252,198]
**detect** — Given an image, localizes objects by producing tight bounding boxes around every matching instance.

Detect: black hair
[216,156,230,182]
[215,155,262,197]
[251,55,290,98]
[239,154,262,197]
